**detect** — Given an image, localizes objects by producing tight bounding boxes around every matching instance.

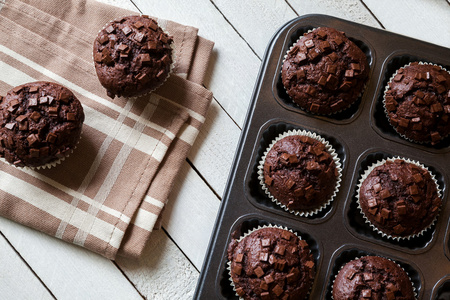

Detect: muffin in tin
[227,226,315,300]
[0,81,84,168]
[384,62,450,145]
[259,130,341,216]
[332,256,415,300]
[357,158,442,239]
[281,27,369,115]
[93,15,174,98]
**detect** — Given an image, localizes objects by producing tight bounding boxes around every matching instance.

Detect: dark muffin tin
[194,15,450,299]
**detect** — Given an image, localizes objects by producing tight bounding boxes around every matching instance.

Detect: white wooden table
[1,0,449,299]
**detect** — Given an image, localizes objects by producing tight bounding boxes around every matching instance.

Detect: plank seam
[0,231,57,300]
[359,0,386,29]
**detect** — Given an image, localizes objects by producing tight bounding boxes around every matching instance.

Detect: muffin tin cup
[330,255,417,300]
[281,28,368,116]
[382,61,450,145]
[355,156,442,241]
[93,15,176,99]
[257,129,342,217]
[227,224,313,300]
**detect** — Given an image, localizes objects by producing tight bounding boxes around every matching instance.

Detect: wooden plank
[363,0,450,48]
[161,160,221,269]
[95,0,137,11]
[133,0,262,127]
[287,0,381,28]
[116,229,199,300]
[0,217,143,300]
[0,233,54,300]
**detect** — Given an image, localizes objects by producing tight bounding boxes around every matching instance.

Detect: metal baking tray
[194,14,450,299]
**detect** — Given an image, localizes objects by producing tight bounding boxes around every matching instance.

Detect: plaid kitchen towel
[0,0,214,259]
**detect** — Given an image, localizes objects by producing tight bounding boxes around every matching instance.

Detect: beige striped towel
[0,0,214,259]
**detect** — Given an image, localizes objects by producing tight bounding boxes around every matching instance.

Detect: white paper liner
[257,129,342,217]
[382,61,450,144]
[356,156,442,240]
[227,224,313,300]
[330,255,417,300]
[93,14,176,98]
[0,135,81,170]
[281,28,367,115]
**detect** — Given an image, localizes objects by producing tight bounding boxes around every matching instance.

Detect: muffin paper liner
[281,28,367,115]
[257,129,342,217]
[227,224,313,300]
[330,256,417,300]
[382,61,450,144]
[93,15,176,99]
[355,156,442,241]
[0,134,81,170]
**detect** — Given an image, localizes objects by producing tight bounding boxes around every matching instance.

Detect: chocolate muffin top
[332,256,415,300]
[359,159,441,237]
[263,134,338,212]
[0,81,84,168]
[281,27,369,115]
[227,227,315,300]
[384,62,450,145]
[93,15,173,98]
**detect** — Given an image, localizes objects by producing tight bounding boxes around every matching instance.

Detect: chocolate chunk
[333,36,344,46]
[326,64,337,74]
[133,20,144,29]
[350,63,360,71]
[310,103,320,112]
[99,35,109,45]
[409,184,419,195]
[431,103,443,113]
[373,183,382,193]
[307,49,320,61]
[233,264,242,275]
[148,20,158,31]
[316,29,327,39]
[380,189,391,199]
[318,75,327,86]
[265,176,273,186]
[281,230,291,241]
[305,260,314,269]
[161,54,171,65]
[27,134,39,146]
[66,112,76,121]
[117,43,129,52]
[361,289,371,298]
[136,73,150,84]
[328,52,338,62]
[393,224,405,234]
[15,115,27,123]
[94,52,103,63]
[339,81,352,91]
[296,52,307,64]
[4,123,15,130]
[159,33,168,44]
[138,53,151,64]
[156,70,165,79]
[254,266,265,278]
[46,133,57,143]
[30,111,41,122]
[260,292,270,300]
[304,39,314,48]
[398,118,409,128]
[260,252,269,262]
[260,282,269,291]
[367,198,377,208]
[274,245,286,256]
[347,269,356,280]
[363,272,373,281]
[146,40,157,50]
[261,238,271,247]
[431,132,441,143]
[28,86,39,93]
[264,274,274,284]
[381,208,391,219]
[12,86,23,93]
[275,259,286,271]
[436,74,447,83]
[272,284,284,297]
[305,85,316,96]
[48,107,58,117]
[18,121,28,131]
[345,69,354,78]
[133,32,146,43]
[398,204,407,215]
[122,26,132,35]
[105,25,115,34]
[393,74,403,82]
[319,41,331,52]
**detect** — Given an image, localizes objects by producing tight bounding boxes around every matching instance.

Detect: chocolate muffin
[93,15,174,98]
[384,62,450,145]
[281,27,369,114]
[0,82,84,168]
[358,158,441,238]
[261,132,340,214]
[227,227,315,300]
[332,256,415,300]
